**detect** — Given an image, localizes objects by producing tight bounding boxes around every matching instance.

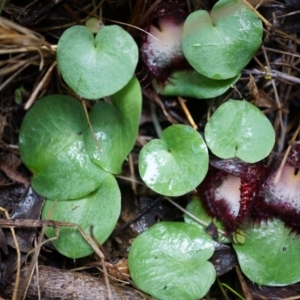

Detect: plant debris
[0,0,300,299]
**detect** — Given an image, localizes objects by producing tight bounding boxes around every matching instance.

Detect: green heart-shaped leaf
[57,25,138,99]
[139,124,209,196]
[182,0,263,79]
[153,70,240,99]
[233,218,300,286]
[84,77,142,174]
[19,95,108,200]
[128,222,216,300]
[42,174,120,259]
[204,100,275,163]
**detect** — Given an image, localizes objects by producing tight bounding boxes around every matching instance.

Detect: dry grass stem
[25,61,57,109]
[274,124,300,184]
[0,207,21,300]
[178,96,198,130]
[236,265,253,300]
[165,197,227,236]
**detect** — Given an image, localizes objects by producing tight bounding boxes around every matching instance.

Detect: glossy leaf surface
[84,77,142,174]
[233,218,300,286]
[182,0,263,79]
[128,222,216,300]
[19,95,108,200]
[204,100,275,163]
[42,174,120,259]
[57,25,138,99]
[139,125,209,196]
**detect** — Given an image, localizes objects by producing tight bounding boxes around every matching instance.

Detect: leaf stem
[150,101,162,138]
[165,197,227,236]
[220,282,246,300]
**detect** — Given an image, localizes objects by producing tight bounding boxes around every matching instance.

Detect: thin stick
[165,197,227,236]
[150,101,162,138]
[0,59,31,77]
[178,97,198,130]
[242,0,300,45]
[113,196,163,233]
[235,265,253,300]
[262,47,282,108]
[274,124,300,184]
[263,47,300,58]
[137,0,162,29]
[282,295,300,300]
[244,69,300,85]
[0,64,30,92]
[217,278,230,300]
[102,16,168,46]
[77,226,112,300]
[21,201,59,300]
[128,154,137,194]
[220,283,245,300]
[115,175,144,186]
[143,89,178,125]
[0,17,44,39]
[0,207,21,300]
[45,199,112,298]
[262,46,284,138]
[33,240,41,300]
[242,0,272,27]
[19,217,113,298]
[25,61,57,110]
